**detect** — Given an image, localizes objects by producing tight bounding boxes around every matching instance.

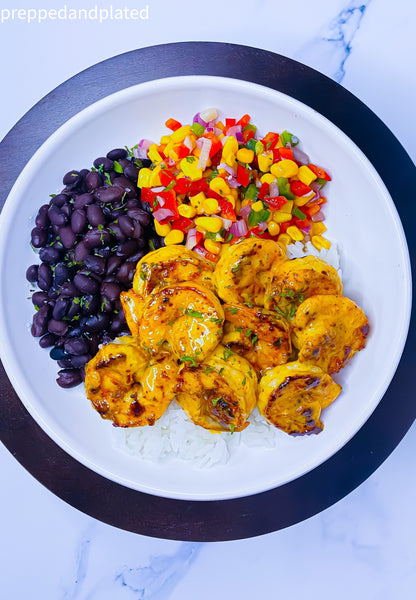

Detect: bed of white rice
[111,240,341,468]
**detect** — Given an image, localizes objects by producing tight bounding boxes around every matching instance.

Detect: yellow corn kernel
[311,235,331,250]
[258,152,274,173]
[209,176,231,197]
[241,199,251,208]
[164,229,185,245]
[310,221,327,235]
[270,159,299,178]
[273,211,292,223]
[150,166,162,187]
[137,168,153,188]
[298,165,317,186]
[194,216,224,233]
[278,233,291,246]
[287,225,304,242]
[178,204,197,219]
[251,200,263,212]
[160,135,171,145]
[154,221,172,237]
[222,136,239,157]
[260,172,276,184]
[170,125,193,143]
[216,120,225,131]
[280,200,294,213]
[229,187,238,200]
[201,197,219,215]
[204,239,222,255]
[180,156,203,181]
[148,144,164,164]
[190,192,206,208]
[236,148,255,163]
[268,221,280,236]
[294,192,315,206]
[225,194,236,209]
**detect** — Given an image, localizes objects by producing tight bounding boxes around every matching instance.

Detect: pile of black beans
[26,148,162,388]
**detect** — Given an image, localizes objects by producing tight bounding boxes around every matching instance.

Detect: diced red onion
[227,176,239,188]
[298,222,311,233]
[193,112,208,126]
[226,125,242,138]
[196,137,204,150]
[219,217,233,229]
[183,136,193,152]
[186,228,197,249]
[292,147,310,165]
[310,181,323,192]
[218,162,236,176]
[152,208,175,222]
[256,221,268,232]
[152,187,165,194]
[200,108,218,123]
[239,204,252,222]
[221,136,228,146]
[138,139,153,150]
[213,127,222,137]
[134,146,149,160]
[269,182,279,197]
[311,210,325,222]
[235,132,244,143]
[230,219,248,237]
[167,157,176,167]
[197,138,212,171]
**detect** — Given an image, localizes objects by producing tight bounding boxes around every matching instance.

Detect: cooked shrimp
[139,282,224,362]
[176,344,257,433]
[222,304,292,376]
[292,294,370,373]
[132,245,215,297]
[214,237,286,306]
[258,361,342,435]
[84,336,178,427]
[264,255,343,319]
[119,289,144,338]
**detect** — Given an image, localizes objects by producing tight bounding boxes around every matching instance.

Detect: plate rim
[0,41,415,541]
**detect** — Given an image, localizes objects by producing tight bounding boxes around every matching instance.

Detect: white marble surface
[0,0,415,597]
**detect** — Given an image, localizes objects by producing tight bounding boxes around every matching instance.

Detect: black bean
[110,312,127,333]
[39,333,57,348]
[127,250,146,264]
[59,282,79,297]
[61,203,73,219]
[56,368,82,388]
[74,240,89,261]
[63,170,80,186]
[67,299,81,320]
[39,246,62,265]
[35,205,50,229]
[64,337,89,356]
[32,291,49,306]
[48,319,69,336]
[118,215,135,237]
[26,264,39,283]
[93,186,124,204]
[59,226,76,249]
[113,176,136,198]
[74,193,94,210]
[74,273,99,294]
[116,262,136,285]
[31,227,48,248]
[70,354,91,368]
[132,221,143,239]
[50,346,70,361]
[93,157,113,172]
[93,247,111,259]
[135,238,147,250]
[37,263,53,290]
[100,296,113,312]
[81,312,110,333]
[48,205,67,226]
[86,204,105,227]
[71,209,87,233]
[81,294,100,315]
[47,289,58,302]
[107,148,128,161]
[49,193,68,208]
[106,255,122,276]
[52,298,69,320]
[84,227,110,248]
[54,263,70,287]
[57,359,73,368]
[127,207,151,226]
[107,223,125,242]
[123,163,139,181]
[86,171,103,192]
[31,305,50,337]
[116,239,139,258]
[83,254,106,275]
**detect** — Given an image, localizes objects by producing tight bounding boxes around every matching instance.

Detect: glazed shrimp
[222,304,292,376]
[84,336,178,427]
[264,255,343,319]
[292,295,370,373]
[214,237,286,306]
[258,361,342,435]
[132,245,215,297]
[177,344,257,433]
[139,282,224,362]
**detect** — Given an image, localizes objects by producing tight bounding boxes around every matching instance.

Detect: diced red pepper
[279,220,295,234]
[279,147,294,160]
[203,131,222,157]
[154,190,179,223]
[170,216,194,233]
[294,217,311,231]
[236,164,251,187]
[261,132,280,150]
[236,114,251,128]
[174,177,191,195]
[210,148,223,168]
[257,182,269,200]
[308,163,332,181]
[242,128,255,143]
[140,187,154,204]
[266,196,288,211]
[189,178,211,196]
[290,180,312,197]
[217,197,237,221]
[165,118,182,131]
[175,143,191,160]
[272,148,282,162]
[225,118,236,132]
[159,169,175,187]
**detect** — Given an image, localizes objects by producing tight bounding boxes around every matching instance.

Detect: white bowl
[0,75,411,500]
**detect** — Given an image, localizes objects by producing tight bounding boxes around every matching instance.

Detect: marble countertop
[0,1,415,597]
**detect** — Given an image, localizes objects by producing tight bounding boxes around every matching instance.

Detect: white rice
[112,241,341,468]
